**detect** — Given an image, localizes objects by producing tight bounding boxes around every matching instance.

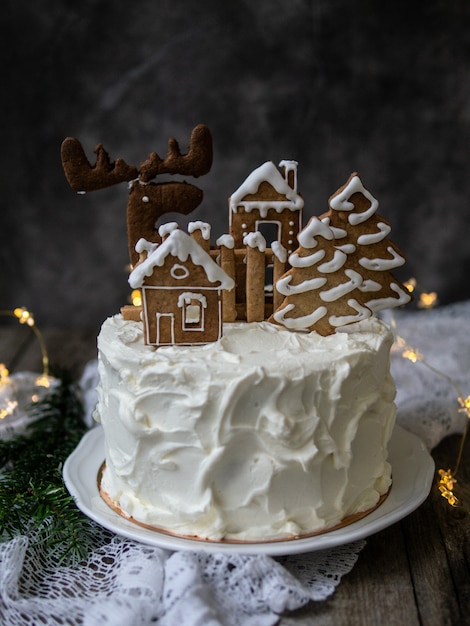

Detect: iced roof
[129,230,235,290]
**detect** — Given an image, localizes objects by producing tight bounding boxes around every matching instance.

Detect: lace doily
[1,301,469,625]
[0,523,365,625]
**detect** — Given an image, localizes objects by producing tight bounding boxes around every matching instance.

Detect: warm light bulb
[131,289,142,307]
[402,348,423,363]
[458,395,470,418]
[438,469,459,507]
[35,374,52,388]
[14,307,35,325]
[0,400,18,420]
[0,363,9,383]
[404,277,417,293]
[418,292,438,309]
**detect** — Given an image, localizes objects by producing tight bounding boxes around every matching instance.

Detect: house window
[185,303,201,324]
[177,292,207,331]
[170,263,190,280]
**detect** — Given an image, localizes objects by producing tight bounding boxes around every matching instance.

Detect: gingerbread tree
[320,173,411,312]
[269,216,372,335]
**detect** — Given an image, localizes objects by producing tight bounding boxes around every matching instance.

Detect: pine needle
[0,368,98,564]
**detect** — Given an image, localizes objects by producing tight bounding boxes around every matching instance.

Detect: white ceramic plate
[63,424,434,556]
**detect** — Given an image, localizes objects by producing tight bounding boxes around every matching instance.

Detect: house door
[156,313,175,345]
[255,220,281,246]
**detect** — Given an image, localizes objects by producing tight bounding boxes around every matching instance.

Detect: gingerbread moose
[61,124,213,265]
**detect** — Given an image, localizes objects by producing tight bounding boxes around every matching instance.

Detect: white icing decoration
[142,196,149,203]
[297,217,334,249]
[330,226,348,239]
[177,292,208,331]
[216,234,235,249]
[289,249,326,268]
[170,263,190,280]
[329,175,378,226]
[359,246,405,271]
[278,159,298,191]
[328,299,372,327]
[158,222,179,238]
[135,238,158,255]
[317,249,347,273]
[278,159,298,170]
[272,303,328,329]
[129,230,235,290]
[243,232,266,252]
[358,279,382,293]
[230,161,304,217]
[322,217,348,239]
[365,283,412,312]
[276,274,327,296]
[319,270,363,302]
[271,241,287,263]
[357,222,391,245]
[334,244,356,254]
[188,221,211,240]
[177,292,208,308]
[155,312,175,344]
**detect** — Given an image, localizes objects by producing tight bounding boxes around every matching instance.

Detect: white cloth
[1,301,469,625]
[0,528,365,625]
[388,300,469,448]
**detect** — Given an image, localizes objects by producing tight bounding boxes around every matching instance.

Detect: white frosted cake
[95,314,396,541]
[61,132,408,542]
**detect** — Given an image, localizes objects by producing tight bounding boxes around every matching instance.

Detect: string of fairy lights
[394,279,469,512]
[0,307,53,420]
[0,284,468,512]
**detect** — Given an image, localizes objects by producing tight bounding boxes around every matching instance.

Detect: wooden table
[1,325,469,626]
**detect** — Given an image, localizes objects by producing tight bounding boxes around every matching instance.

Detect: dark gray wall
[2,0,470,329]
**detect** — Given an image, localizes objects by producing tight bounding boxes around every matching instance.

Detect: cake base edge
[97,461,390,544]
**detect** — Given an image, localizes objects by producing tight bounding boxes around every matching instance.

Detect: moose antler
[139,124,213,183]
[61,124,214,265]
[61,138,138,192]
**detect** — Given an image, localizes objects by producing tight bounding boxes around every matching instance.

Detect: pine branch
[0,369,99,564]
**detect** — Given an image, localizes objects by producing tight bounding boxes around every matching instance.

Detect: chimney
[158,222,179,241]
[188,221,211,252]
[279,160,298,193]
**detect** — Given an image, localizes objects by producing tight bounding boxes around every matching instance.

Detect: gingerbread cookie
[269,217,372,335]
[229,160,303,256]
[270,173,411,335]
[61,138,138,192]
[128,225,234,346]
[320,172,411,312]
[61,125,213,266]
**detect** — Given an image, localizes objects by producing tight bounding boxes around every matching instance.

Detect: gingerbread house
[226,160,303,319]
[229,160,304,255]
[129,228,234,346]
